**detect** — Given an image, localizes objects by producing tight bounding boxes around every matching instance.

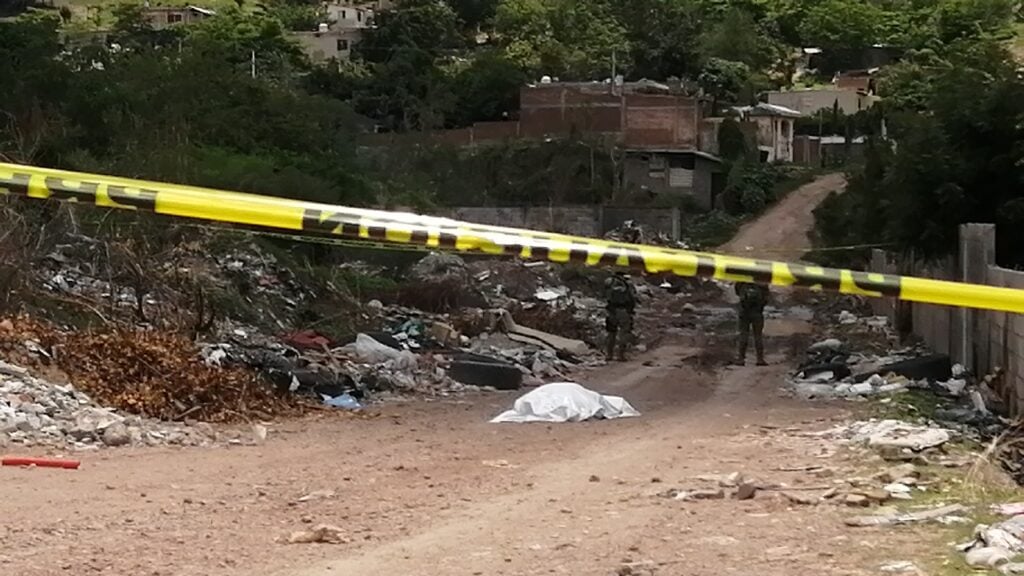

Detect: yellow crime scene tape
[2,162,1024,313]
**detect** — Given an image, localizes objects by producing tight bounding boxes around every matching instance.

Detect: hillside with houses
[1,0,1022,257]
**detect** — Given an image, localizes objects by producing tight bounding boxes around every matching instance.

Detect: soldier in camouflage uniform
[604,271,637,361]
[735,281,769,366]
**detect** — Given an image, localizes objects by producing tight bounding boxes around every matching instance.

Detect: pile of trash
[0,360,215,449]
[603,220,688,249]
[787,325,983,404]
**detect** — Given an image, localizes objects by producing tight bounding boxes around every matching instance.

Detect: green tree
[358,0,463,62]
[697,57,751,111]
[798,0,882,49]
[934,0,1013,44]
[0,16,69,163]
[186,9,306,79]
[449,50,527,126]
[494,0,628,79]
[813,38,1024,265]
[699,8,779,71]
[612,0,703,79]
[444,0,500,30]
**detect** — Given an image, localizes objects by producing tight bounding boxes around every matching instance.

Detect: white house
[734,103,801,163]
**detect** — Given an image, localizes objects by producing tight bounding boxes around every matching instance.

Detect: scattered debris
[490,383,639,424]
[879,561,924,574]
[823,420,951,452]
[781,492,817,506]
[844,504,968,527]
[668,488,726,501]
[993,503,1024,517]
[296,490,336,503]
[735,481,758,501]
[284,524,349,544]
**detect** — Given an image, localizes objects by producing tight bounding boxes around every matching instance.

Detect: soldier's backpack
[738,283,767,310]
[607,276,634,307]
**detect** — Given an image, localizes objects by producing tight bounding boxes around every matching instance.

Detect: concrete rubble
[0,360,214,449]
[961,515,1024,572]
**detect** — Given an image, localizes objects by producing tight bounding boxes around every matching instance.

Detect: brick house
[516,82,726,208]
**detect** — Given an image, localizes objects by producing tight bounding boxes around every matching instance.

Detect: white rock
[849,383,875,396]
[966,547,1012,568]
[809,338,843,353]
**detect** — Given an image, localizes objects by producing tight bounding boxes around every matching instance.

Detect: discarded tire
[449,359,523,391]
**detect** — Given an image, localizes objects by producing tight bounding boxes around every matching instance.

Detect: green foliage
[684,210,742,248]
[699,8,780,71]
[361,139,615,207]
[717,117,750,161]
[799,0,883,50]
[813,37,1024,266]
[262,1,325,32]
[697,58,751,109]
[722,160,783,216]
[449,49,527,125]
[444,0,500,30]
[494,0,629,79]
[612,0,702,79]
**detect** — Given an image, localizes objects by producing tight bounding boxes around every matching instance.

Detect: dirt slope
[719,173,847,262]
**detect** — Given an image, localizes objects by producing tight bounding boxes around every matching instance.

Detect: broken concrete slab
[844,504,969,527]
[492,310,589,356]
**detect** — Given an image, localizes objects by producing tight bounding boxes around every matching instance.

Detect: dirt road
[720,173,846,262]
[1,308,936,576]
[3,176,939,576]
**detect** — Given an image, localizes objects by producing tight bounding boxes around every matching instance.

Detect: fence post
[959,223,996,375]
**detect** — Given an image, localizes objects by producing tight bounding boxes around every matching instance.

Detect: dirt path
[719,173,846,262]
[0,311,937,576]
[3,176,940,576]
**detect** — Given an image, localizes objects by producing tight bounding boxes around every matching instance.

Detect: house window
[648,155,666,178]
[357,11,362,22]
[167,12,183,24]
[336,39,349,51]
[341,9,347,19]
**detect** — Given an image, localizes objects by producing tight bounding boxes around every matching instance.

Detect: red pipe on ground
[2,457,80,470]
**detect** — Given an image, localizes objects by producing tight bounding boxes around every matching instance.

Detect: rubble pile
[0,360,215,449]
[603,220,689,249]
[788,310,977,403]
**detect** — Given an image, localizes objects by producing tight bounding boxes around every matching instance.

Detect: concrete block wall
[871,224,1024,416]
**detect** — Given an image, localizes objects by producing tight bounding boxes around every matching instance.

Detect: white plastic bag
[345,334,402,364]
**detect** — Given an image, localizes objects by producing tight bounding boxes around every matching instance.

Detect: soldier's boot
[605,332,617,361]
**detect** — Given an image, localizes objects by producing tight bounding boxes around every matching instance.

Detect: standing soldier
[604,271,637,361]
[735,281,769,366]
